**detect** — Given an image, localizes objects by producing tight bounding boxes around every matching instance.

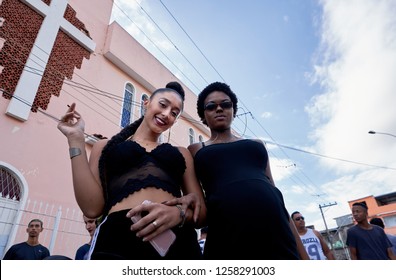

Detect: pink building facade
[0,0,209,259]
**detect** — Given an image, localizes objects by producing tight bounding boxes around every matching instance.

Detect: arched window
[0,166,22,201]
[189,128,195,145]
[140,94,149,117]
[0,163,26,256]
[121,83,135,128]
[198,135,204,143]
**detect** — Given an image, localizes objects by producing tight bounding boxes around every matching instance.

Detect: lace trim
[105,175,181,214]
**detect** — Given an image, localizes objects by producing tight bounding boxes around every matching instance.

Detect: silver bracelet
[69,147,81,159]
[175,204,186,228]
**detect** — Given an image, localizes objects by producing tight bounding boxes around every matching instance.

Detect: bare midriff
[108,187,176,214]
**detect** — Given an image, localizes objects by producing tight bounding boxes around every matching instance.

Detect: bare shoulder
[177,146,192,159]
[187,142,203,157]
[313,229,323,238]
[92,139,109,152]
[177,145,188,153]
[90,139,109,159]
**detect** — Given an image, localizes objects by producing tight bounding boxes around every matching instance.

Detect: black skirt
[89,209,202,260]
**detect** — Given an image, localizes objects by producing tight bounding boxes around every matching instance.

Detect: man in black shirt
[3,219,50,260]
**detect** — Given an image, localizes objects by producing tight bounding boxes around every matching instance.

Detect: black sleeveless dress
[194,139,299,259]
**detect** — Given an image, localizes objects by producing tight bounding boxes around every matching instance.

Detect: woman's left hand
[126,202,182,241]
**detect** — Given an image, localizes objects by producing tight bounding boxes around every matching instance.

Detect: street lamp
[368,130,396,138]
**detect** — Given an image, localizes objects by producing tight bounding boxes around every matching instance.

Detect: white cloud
[111,0,175,53]
[307,0,396,171]
[303,0,396,229]
[269,157,297,182]
[261,111,272,119]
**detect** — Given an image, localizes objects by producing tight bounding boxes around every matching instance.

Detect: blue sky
[111,0,396,231]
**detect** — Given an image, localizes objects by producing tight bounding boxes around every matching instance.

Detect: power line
[265,140,396,171]
[112,0,201,92]
[158,0,227,83]
[132,0,208,85]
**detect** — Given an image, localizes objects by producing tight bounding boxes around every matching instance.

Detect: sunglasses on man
[204,101,233,111]
[294,216,305,221]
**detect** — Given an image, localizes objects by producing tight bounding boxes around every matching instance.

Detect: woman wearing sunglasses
[185,81,307,259]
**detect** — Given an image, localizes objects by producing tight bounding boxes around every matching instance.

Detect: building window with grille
[0,166,22,201]
[121,83,135,128]
[140,94,149,117]
[198,135,204,143]
[189,128,195,145]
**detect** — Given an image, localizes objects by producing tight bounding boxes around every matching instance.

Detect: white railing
[0,199,89,259]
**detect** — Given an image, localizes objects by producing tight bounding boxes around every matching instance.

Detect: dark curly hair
[98,81,184,213]
[197,82,238,125]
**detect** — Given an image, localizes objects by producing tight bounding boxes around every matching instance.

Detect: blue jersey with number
[300,228,327,260]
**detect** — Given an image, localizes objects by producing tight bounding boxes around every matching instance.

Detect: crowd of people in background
[2,82,395,261]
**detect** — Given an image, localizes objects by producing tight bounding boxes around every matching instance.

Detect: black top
[194,139,299,259]
[197,139,271,198]
[102,141,185,214]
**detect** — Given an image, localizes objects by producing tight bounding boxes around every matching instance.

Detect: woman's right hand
[57,103,85,141]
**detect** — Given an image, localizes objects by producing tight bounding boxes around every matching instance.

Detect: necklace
[208,134,239,144]
[128,135,160,151]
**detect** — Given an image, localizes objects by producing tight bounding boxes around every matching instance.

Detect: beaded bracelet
[175,204,186,228]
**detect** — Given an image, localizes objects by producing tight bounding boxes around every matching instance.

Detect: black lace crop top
[101,141,186,214]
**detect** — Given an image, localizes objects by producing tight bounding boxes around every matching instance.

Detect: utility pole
[319,202,337,250]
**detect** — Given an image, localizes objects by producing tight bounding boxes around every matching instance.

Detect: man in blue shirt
[3,219,50,260]
[346,202,395,260]
[75,215,98,260]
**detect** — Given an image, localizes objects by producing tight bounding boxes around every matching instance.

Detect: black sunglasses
[295,216,305,221]
[204,101,233,111]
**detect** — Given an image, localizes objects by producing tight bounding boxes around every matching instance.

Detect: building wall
[0,0,208,258]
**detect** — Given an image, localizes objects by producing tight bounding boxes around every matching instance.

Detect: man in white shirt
[291,211,335,260]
